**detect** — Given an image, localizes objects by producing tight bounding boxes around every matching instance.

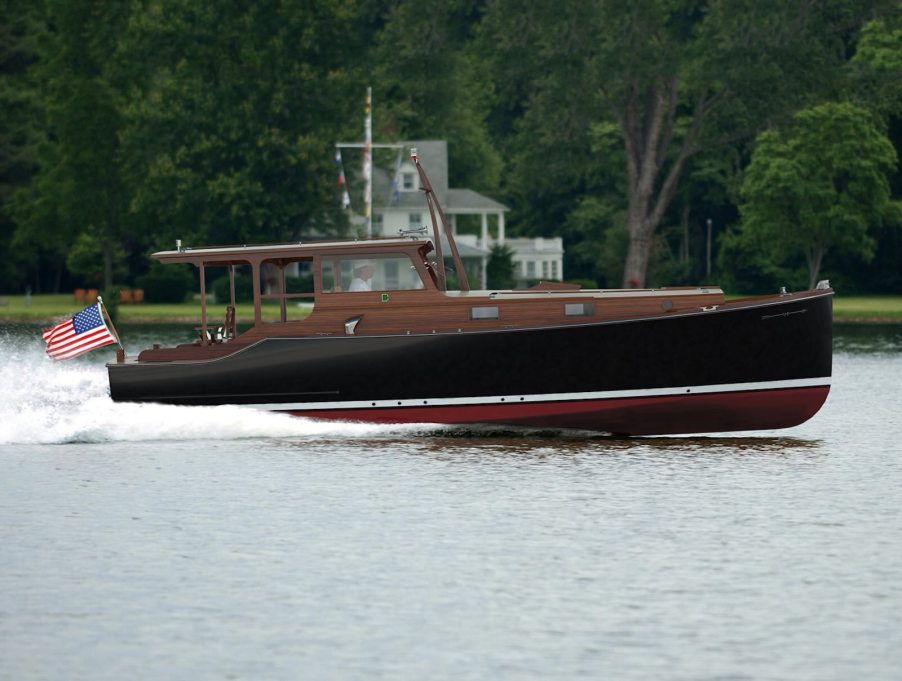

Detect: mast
[411,148,470,292]
[335,89,407,238]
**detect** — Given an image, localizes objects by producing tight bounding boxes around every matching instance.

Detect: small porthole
[565,302,594,317]
[470,306,499,320]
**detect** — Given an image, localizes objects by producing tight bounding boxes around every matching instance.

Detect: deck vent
[470,306,499,320]
[565,303,594,317]
[344,317,362,335]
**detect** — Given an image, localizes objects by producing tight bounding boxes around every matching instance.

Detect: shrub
[286,275,314,294]
[212,274,255,303]
[136,265,194,303]
[100,286,122,324]
[565,278,598,290]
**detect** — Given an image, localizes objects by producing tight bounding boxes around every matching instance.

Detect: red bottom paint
[282,386,831,436]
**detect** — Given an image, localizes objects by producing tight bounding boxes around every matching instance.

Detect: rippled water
[1,323,901,680]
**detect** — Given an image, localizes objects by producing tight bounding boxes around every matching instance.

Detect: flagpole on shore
[97,296,125,359]
[335,88,405,234]
[363,86,372,237]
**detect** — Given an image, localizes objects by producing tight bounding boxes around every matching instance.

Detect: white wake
[0,330,437,445]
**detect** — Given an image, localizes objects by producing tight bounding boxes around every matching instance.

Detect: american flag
[43,303,118,361]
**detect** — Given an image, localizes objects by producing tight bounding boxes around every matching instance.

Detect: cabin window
[470,306,499,320]
[565,302,594,317]
[321,254,426,293]
[384,260,400,289]
[260,257,315,322]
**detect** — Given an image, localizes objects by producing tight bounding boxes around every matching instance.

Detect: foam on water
[0,333,437,445]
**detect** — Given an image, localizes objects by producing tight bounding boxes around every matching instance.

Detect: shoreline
[1,314,900,326]
[2,293,902,325]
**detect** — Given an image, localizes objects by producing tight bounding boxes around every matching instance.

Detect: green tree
[486,243,516,288]
[11,0,128,291]
[479,0,892,287]
[850,15,902,118]
[118,2,364,250]
[371,0,501,192]
[739,102,897,289]
[0,0,45,291]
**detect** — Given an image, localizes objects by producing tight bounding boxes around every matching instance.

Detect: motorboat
[108,150,833,435]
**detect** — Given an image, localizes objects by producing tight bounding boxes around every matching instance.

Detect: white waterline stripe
[244,376,831,412]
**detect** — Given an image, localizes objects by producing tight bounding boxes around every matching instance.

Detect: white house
[369,140,564,288]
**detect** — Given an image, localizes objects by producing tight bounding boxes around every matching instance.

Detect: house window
[542,261,549,278]
[373,214,383,235]
[551,260,558,279]
[526,261,535,278]
[409,213,422,228]
[402,172,415,190]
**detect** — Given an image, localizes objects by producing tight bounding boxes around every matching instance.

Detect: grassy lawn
[832,295,902,322]
[2,292,901,323]
[0,293,285,324]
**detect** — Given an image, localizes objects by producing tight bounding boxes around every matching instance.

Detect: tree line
[2,0,901,295]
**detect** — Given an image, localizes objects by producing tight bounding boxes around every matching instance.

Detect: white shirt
[349,277,371,292]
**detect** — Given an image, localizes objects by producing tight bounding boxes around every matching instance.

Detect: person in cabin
[349,261,375,292]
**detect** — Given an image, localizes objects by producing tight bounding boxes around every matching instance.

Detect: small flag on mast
[42,302,118,361]
[335,149,351,210]
[390,148,402,206]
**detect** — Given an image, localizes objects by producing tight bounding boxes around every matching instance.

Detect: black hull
[108,292,832,435]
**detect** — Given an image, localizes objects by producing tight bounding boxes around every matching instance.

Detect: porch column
[480,212,489,249]
[498,211,506,245]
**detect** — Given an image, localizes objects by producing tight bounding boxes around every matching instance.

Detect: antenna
[410,148,469,292]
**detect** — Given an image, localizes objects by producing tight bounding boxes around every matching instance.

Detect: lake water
[1,323,901,680]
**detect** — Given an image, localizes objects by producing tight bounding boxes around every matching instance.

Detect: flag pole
[364,86,372,237]
[97,296,125,358]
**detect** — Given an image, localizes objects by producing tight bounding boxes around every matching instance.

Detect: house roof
[444,189,508,212]
[438,237,489,258]
[371,140,508,213]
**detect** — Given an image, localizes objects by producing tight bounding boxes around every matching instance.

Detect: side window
[321,255,426,293]
[321,259,345,292]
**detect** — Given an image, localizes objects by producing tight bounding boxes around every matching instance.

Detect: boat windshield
[321,254,426,293]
